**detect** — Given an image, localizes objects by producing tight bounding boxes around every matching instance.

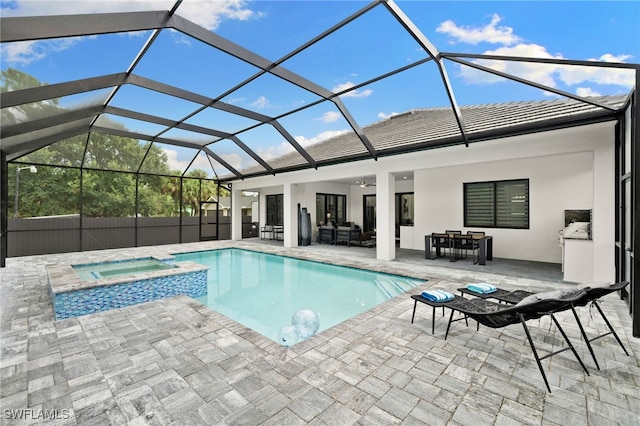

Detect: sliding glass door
[363,195,376,233]
[316,193,346,226]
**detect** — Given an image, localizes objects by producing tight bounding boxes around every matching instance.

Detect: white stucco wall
[232,121,616,281]
[412,151,593,263]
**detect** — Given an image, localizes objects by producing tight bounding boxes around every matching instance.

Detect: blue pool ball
[277,325,299,347]
[291,309,319,339]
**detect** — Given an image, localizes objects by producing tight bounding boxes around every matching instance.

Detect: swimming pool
[172,248,422,345]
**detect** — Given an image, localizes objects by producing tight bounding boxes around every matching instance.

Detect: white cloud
[343,88,373,98]
[557,54,635,88]
[332,82,354,93]
[436,14,521,46]
[163,148,213,175]
[1,1,174,17]
[1,0,258,65]
[1,41,44,65]
[188,154,214,175]
[255,142,295,162]
[1,37,85,65]
[438,14,636,96]
[453,36,635,93]
[164,148,189,172]
[319,111,341,123]
[250,96,270,109]
[176,0,258,31]
[378,112,401,120]
[295,130,349,147]
[459,43,564,87]
[1,0,257,31]
[225,96,247,105]
[332,81,373,98]
[254,129,349,162]
[576,87,602,97]
[218,153,243,171]
[171,32,193,46]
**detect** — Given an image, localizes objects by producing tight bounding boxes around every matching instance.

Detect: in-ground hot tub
[72,257,177,281]
[47,256,208,320]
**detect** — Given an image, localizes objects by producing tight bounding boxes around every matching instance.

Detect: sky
[2,0,639,177]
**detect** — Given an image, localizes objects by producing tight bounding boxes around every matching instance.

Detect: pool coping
[47,255,209,294]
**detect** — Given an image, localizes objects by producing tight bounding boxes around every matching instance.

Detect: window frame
[265,194,283,226]
[316,193,347,226]
[464,178,530,229]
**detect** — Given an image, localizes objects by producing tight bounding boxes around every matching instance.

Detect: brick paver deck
[1,241,638,425]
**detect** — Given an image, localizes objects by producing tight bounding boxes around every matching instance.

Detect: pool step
[390,279,421,292]
[373,279,394,299]
[374,278,420,298]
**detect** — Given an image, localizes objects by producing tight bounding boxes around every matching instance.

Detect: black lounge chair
[438,288,589,392]
[568,281,630,370]
[458,287,534,304]
[459,282,630,370]
[411,294,469,335]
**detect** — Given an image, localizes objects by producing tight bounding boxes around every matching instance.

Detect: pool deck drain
[1,240,639,425]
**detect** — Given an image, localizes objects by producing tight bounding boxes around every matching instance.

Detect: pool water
[72,257,176,281]
[172,248,422,344]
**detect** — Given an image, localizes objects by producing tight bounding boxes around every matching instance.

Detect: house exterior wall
[412,151,593,263]
[233,121,616,281]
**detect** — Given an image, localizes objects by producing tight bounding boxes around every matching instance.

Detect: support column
[592,136,616,283]
[231,187,243,241]
[283,183,298,248]
[376,171,395,261]
[1,151,7,267]
[632,78,639,337]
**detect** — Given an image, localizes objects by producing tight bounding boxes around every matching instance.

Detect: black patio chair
[466,231,486,264]
[445,230,462,261]
[260,224,273,240]
[430,233,451,259]
[459,282,630,370]
[441,288,590,392]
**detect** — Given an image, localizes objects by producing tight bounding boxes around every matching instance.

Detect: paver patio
[1,240,638,425]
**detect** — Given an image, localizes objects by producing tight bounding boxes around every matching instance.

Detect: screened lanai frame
[2,0,637,178]
[1,1,639,333]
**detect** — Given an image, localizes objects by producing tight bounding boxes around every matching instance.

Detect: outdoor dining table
[424,233,493,265]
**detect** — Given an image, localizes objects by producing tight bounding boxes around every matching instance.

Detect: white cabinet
[562,238,594,283]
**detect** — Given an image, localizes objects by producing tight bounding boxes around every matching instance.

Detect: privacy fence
[7,216,258,257]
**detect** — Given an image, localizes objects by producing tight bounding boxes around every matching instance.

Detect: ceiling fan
[356,177,376,187]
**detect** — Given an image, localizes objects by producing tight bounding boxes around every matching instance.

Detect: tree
[4,68,219,219]
[1,68,61,126]
[182,170,207,216]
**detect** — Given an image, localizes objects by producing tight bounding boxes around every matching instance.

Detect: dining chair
[445,230,463,260]
[467,231,486,264]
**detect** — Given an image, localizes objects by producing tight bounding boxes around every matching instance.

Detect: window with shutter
[464,179,529,229]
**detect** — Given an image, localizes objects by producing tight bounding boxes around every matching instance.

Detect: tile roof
[243,95,627,177]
